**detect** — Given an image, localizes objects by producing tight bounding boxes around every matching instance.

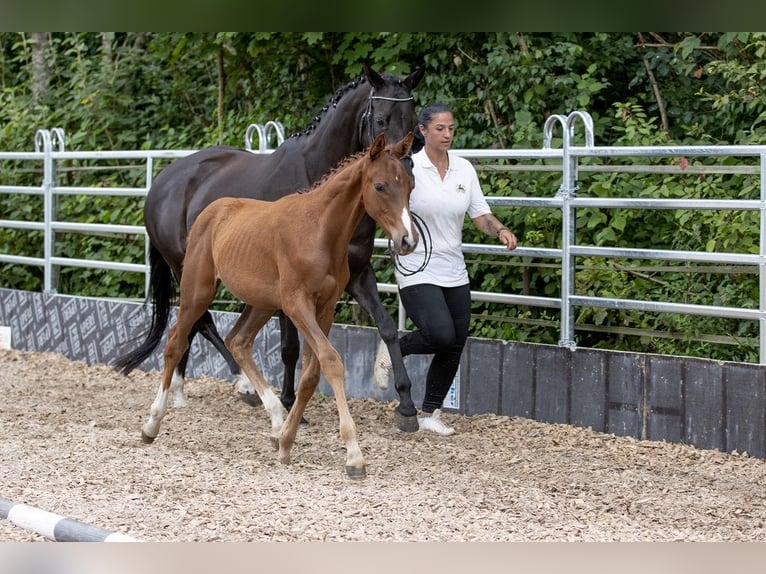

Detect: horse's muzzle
[391,229,419,256]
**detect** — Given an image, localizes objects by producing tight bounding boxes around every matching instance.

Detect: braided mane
[289,75,369,139]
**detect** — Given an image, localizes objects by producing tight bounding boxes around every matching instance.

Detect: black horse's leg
[195,310,241,375]
[345,262,418,432]
[278,312,308,425]
[278,312,299,410]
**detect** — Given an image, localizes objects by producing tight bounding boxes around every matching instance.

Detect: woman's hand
[497,227,518,250]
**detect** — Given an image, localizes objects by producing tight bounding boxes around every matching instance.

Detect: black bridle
[359,89,415,148]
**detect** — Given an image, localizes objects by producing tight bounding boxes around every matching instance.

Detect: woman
[376,102,518,435]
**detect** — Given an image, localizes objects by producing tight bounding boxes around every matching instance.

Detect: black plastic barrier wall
[1,287,764,458]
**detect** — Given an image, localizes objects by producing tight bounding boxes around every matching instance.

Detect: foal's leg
[345,262,418,431]
[166,310,248,408]
[286,301,366,479]
[223,305,262,407]
[225,307,287,446]
[277,345,320,465]
[142,249,219,443]
[141,297,213,442]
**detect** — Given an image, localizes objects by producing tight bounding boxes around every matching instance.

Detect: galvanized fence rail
[2,112,766,362]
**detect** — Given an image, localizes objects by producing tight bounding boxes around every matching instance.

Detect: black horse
[114,64,425,432]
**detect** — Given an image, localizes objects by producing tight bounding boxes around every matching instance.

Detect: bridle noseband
[359,89,415,148]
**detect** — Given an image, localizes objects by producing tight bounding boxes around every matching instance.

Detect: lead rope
[389,212,432,276]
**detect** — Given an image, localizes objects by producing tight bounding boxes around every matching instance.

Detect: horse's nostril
[400,235,417,254]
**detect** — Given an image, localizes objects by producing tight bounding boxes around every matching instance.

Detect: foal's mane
[296,147,370,195]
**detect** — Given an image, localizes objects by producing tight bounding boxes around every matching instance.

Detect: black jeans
[398,283,471,413]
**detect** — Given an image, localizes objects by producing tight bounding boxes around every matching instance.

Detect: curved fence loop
[245,121,284,152]
[245,123,266,151]
[34,129,51,153]
[543,110,595,150]
[50,127,66,152]
[566,111,594,147]
[263,120,285,148]
[542,114,569,150]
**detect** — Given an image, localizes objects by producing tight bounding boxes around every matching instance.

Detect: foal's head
[362,132,418,256]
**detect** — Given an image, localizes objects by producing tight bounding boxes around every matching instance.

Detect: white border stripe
[8,503,60,540]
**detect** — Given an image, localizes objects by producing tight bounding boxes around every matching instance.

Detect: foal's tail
[113,243,176,376]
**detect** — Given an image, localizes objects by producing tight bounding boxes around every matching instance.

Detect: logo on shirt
[456,184,466,193]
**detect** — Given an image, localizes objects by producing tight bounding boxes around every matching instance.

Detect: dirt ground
[1,348,765,542]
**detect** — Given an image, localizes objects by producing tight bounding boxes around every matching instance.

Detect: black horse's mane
[288,74,369,139]
[288,71,410,140]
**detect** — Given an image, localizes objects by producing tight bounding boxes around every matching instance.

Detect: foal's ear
[369,132,388,159]
[394,132,414,158]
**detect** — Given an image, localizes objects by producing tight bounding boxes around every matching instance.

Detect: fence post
[144,155,154,300]
[35,128,65,295]
[760,151,766,364]
[559,120,578,350]
[35,129,55,294]
[544,111,594,349]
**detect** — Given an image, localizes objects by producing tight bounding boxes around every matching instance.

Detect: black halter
[359,89,415,148]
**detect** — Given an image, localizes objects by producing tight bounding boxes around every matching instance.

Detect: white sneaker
[374,340,392,390]
[417,409,455,436]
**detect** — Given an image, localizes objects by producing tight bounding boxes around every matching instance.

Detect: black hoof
[269,436,279,450]
[346,465,367,480]
[141,432,156,444]
[299,416,309,427]
[238,392,262,407]
[395,411,419,433]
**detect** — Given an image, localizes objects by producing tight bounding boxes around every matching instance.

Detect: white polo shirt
[394,148,492,289]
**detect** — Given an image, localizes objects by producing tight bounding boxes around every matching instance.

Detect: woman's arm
[472,213,518,250]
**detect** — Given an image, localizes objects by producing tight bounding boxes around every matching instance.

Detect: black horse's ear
[404,66,425,90]
[363,62,385,90]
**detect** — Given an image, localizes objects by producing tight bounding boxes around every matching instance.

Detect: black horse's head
[292,64,424,185]
[358,63,425,150]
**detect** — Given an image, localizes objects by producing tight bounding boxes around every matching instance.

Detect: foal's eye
[374,183,385,192]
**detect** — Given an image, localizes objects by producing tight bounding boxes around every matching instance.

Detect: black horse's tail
[113,243,176,376]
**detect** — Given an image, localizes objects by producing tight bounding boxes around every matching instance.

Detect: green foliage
[2,32,766,362]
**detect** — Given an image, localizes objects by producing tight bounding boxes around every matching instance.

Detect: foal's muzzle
[390,228,419,256]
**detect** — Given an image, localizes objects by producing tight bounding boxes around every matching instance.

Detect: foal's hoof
[238,392,262,407]
[141,432,156,444]
[299,416,309,427]
[345,465,367,480]
[395,411,419,433]
[269,436,279,450]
